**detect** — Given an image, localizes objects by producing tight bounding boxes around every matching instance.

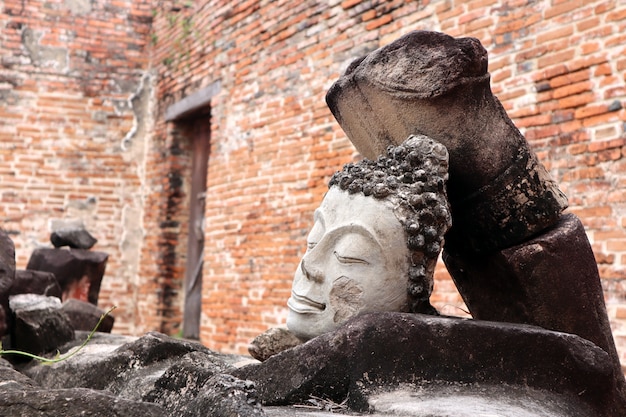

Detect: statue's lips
[287,292,326,314]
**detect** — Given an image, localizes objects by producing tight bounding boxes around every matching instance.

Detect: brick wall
[3,0,626,367]
[0,0,154,333]
[150,0,626,359]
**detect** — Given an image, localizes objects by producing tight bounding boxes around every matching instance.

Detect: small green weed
[0,306,116,365]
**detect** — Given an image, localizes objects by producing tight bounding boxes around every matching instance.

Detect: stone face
[61,299,114,332]
[248,327,302,361]
[234,312,621,416]
[26,247,108,304]
[8,294,74,356]
[443,213,624,388]
[287,135,451,341]
[326,30,567,254]
[287,187,412,340]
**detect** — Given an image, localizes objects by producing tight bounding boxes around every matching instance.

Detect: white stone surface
[287,187,409,340]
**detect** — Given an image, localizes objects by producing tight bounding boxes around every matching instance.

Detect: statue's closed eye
[307,241,317,250]
[334,251,368,265]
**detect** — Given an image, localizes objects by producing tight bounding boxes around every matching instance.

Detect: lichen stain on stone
[330,277,363,323]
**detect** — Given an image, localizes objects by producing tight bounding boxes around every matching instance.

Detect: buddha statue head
[287,134,452,341]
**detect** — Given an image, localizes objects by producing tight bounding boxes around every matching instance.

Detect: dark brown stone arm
[326,30,567,254]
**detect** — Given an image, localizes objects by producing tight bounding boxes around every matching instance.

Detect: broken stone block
[0,388,168,417]
[50,219,97,250]
[326,30,567,254]
[11,270,62,300]
[0,230,16,337]
[50,230,97,250]
[24,332,265,416]
[61,299,114,333]
[443,213,623,385]
[234,312,623,416]
[144,353,264,417]
[26,248,108,304]
[0,307,6,342]
[0,270,63,341]
[175,374,264,417]
[248,328,302,362]
[8,294,74,356]
[26,332,234,392]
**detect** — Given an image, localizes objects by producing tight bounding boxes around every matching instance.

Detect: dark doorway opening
[181,110,211,340]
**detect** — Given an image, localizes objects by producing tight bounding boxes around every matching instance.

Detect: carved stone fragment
[287,135,451,340]
[443,213,624,389]
[326,30,567,254]
[248,327,302,362]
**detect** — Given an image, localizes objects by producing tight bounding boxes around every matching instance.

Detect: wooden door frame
[181,113,210,339]
[165,82,219,340]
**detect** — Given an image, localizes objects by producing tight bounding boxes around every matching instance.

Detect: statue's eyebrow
[311,207,383,251]
[334,223,384,252]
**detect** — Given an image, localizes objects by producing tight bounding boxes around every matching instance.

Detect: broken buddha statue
[286,134,452,341]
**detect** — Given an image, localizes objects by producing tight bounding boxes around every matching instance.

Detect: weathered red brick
[4,0,626,361]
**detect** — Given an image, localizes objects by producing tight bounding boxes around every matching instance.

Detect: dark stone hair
[329,134,451,314]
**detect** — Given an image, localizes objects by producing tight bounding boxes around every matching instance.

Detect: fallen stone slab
[25,332,222,392]
[234,312,622,416]
[0,358,39,391]
[23,331,266,416]
[169,373,265,417]
[366,384,594,417]
[0,387,167,417]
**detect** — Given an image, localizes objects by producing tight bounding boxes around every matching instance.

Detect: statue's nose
[300,259,324,284]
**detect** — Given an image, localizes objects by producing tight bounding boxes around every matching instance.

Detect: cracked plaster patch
[21,28,68,71]
[64,0,92,14]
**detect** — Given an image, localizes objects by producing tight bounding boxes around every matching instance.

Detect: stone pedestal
[235,312,624,416]
[26,248,108,305]
[443,213,625,395]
